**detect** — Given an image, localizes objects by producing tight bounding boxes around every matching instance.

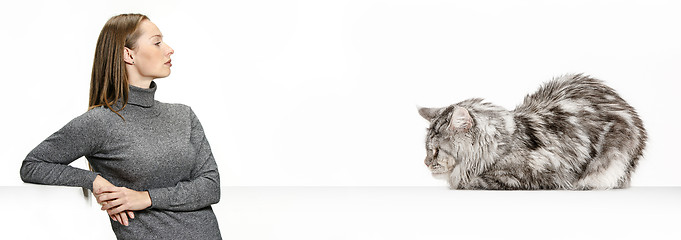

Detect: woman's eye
[155,42,161,46]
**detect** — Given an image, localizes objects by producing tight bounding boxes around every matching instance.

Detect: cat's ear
[448,107,473,132]
[418,107,443,121]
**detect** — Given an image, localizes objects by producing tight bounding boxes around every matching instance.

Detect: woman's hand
[107,210,135,226]
[96,185,152,217]
[92,175,138,226]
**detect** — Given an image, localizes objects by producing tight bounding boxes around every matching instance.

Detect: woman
[20,13,222,239]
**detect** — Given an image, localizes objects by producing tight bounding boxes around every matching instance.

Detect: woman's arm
[147,109,220,211]
[20,113,102,190]
[19,113,134,226]
[99,108,220,214]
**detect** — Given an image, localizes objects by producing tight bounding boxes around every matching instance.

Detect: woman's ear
[123,47,135,65]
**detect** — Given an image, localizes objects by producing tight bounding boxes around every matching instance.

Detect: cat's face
[419,106,474,175]
[424,134,457,175]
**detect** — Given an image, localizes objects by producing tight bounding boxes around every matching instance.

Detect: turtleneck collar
[127,81,157,108]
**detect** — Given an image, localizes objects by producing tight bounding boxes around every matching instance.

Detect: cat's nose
[424,157,433,166]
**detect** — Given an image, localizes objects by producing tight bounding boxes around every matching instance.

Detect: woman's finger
[97,191,121,203]
[119,212,129,226]
[127,211,135,219]
[97,186,119,194]
[107,204,128,216]
[96,195,107,205]
[101,198,124,211]
[97,193,112,204]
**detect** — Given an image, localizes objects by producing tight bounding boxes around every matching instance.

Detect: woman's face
[129,20,174,80]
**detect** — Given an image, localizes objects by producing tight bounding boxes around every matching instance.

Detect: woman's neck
[128,78,153,89]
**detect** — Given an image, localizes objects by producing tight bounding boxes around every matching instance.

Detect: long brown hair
[88,13,148,118]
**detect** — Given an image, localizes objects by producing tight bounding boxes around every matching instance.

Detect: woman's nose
[167,46,174,56]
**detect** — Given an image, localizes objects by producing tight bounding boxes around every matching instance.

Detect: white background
[2,0,680,187]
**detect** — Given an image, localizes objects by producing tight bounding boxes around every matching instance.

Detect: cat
[418,74,646,190]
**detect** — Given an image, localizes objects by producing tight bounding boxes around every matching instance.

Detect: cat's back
[506,74,646,189]
[515,74,625,114]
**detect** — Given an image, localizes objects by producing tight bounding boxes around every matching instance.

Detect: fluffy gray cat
[418,74,646,190]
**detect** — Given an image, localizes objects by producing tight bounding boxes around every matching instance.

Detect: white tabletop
[2,185,680,240]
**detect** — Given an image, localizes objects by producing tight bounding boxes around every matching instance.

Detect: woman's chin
[153,71,171,79]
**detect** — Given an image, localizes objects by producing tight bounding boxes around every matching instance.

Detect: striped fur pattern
[418,74,647,190]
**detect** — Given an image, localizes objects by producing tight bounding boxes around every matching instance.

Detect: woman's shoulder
[75,106,127,125]
[84,106,122,118]
[52,107,122,136]
[157,101,196,117]
[158,101,190,109]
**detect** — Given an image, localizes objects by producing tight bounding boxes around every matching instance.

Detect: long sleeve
[20,112,102,190]
[21,84,223,239]
[147,109,220,211]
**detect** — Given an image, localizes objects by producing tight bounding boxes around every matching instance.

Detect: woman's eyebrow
[149,34,163,39]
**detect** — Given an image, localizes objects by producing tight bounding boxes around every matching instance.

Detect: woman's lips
[165,60,172,67]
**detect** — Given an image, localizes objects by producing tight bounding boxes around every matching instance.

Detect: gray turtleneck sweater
[20,82,222,240]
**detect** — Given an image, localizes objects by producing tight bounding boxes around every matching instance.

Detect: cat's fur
[418,74,646,190]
